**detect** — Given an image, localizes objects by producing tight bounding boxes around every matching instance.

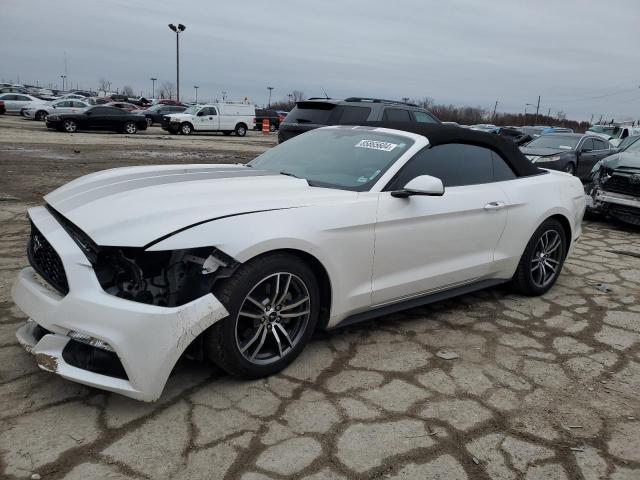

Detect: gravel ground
[0,114,639,479]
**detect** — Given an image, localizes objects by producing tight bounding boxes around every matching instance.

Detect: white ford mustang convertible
[13,123,586,401]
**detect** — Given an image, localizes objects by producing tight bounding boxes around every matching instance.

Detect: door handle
[484,201,506,210]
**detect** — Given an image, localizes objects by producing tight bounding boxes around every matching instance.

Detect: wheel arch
[241,247,333,331]
[235,122,248,130]
[547,213,572,253]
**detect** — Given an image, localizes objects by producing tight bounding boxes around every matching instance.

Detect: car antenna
[321,86,329,99]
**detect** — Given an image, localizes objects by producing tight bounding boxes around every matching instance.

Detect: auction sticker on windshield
[355,139,398,152]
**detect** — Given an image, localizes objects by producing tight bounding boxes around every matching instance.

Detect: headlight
[535,155,561,163]
[47,115,59,121]
[170,117,180,123]
[92,247,238,307]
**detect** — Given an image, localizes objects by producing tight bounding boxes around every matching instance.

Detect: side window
[593,139,607,150]
[72,101,86,108]
[388,143,494,189]
[581,138,595,151]
[17,95,31,101]
[413,111,438,124]
[383,108,412,122]
[334,106,371,124]
[621,129,629,139]
[491,152,516,182]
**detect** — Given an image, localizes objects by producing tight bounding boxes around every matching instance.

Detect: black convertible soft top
[348,121,542,177]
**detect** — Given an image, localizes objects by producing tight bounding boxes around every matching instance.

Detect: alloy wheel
[235,272,311,365]
[63,120,77,133]
[124,122,137,134]
[530,229,562,288]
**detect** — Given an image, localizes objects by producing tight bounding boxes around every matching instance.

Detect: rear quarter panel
[492,170,585,278]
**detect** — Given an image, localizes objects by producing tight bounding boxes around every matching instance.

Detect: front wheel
[146,117,153,127]
[563,162,576,175]
[62,119,77,133]
[36,111,48,121]
[205,253,319,378]
[123,121,137,134]
[269,123,276,132]
[235,124,247,137]
[511,218,567,296]
[181,122,193,135]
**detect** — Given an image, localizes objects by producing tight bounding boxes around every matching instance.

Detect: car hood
[44,164,356,247]
[163,113,193,121]
[599,152,640,170]
[520,147,572,157]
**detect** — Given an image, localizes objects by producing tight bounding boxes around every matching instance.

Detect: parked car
[588,139,640,226]
[470,124,499,133]
[105,102,140,112]
[23,99,90,121]
[45,105,148,133]
[0,93,47,113]
[253,108,280,131]
[161,103,255,136]
[154,99,186,106]
[519,126,547,138]
[139,104,187,126]
[520,133,613,179]
[11,122,584,401]
[276,110,289,123]
[588,124,640,147]
[0,86,29,94]
[278,97,440,143]
[0,100,5,115]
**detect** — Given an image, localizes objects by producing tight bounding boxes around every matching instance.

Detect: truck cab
[588,124,640,147]
[161,103,256,136]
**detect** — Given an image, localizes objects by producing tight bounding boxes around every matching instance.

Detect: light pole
[150,77,157,98]
[168,23,186,101]
[267,86,274,108]
[194,85,199,103]
[60,75,67,91]
[524,103,535,126]
[222,91,227,102]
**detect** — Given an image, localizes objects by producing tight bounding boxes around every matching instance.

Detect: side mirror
[391,175,445,198]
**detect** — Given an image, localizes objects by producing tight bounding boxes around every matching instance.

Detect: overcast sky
[2,0,639,121]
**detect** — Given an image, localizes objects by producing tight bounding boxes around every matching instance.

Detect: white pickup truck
[161,102,255,136]
[588,124,640,147]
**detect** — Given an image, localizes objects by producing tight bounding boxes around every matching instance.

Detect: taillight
[252,117,256,124]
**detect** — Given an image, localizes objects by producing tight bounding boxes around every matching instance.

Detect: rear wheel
[205,253,319,378]
[123,121,137,134]
[62,119,77,133]
[146,117,153,127]
[235,124,247,137]
[511,218,567,296]
[181,122,193,135]
[269,123,276,132]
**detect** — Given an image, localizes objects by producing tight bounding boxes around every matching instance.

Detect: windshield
[625,139,640,154]
[589,125,621,138]
[183,106,199,115]
[248,128,414,191]
[525,135,579,150]
[619,136,640,151]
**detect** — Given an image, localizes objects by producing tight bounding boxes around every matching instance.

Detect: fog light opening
[67,331,115,352]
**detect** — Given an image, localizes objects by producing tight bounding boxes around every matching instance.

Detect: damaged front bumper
[12,206,229,402]
[588,189,640,226]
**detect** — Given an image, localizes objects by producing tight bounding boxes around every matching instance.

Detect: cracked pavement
[1,116,639,479]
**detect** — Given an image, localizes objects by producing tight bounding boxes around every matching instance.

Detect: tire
[146,117,153,127]
[223,131,232,136]
[62,119,77,133]
[123,122,137,134]
[510,218,567,296]
[181,122,193,135]
[563,162,576,175]
[235,124,247,137]
[36,110,48,121]
[205,253,320,378]
[269,123,276,132]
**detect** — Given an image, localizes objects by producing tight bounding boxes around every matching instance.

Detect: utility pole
[194,85,199,103]
[150,77,157,98]
[60,74,67,91]
[492,101,498,122]
[222,91,227,102]
[267,86,274,108]
[547,108,551,119]
[534,95,540,126]
[168,23,186,101]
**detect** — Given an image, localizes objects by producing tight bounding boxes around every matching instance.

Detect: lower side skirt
[332,278,507,330]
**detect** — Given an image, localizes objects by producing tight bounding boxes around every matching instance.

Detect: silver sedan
[23,99,90,121]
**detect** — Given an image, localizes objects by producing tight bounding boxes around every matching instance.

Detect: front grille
[602,174,640,198]
[27,222,69,295]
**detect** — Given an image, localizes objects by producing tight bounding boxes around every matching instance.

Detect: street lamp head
[178,24,186,31]
[168,23,177,32]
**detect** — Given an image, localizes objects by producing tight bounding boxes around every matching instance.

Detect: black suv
[278,97,440,143]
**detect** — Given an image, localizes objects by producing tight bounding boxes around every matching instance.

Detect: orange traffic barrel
[262,118,270,135]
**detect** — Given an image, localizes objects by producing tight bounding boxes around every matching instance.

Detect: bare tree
[292,90,305,102]
[98,78,110,92]
[122,85,134,97]
[159,81,176,100]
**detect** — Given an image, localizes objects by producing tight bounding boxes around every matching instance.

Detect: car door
[372,143,509,305]
[1,95,18,111]
[14,94,33,110]
[591,138,613,168]
[52,100,72,114]
[195,107,216,130]
[576,138,599,179]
